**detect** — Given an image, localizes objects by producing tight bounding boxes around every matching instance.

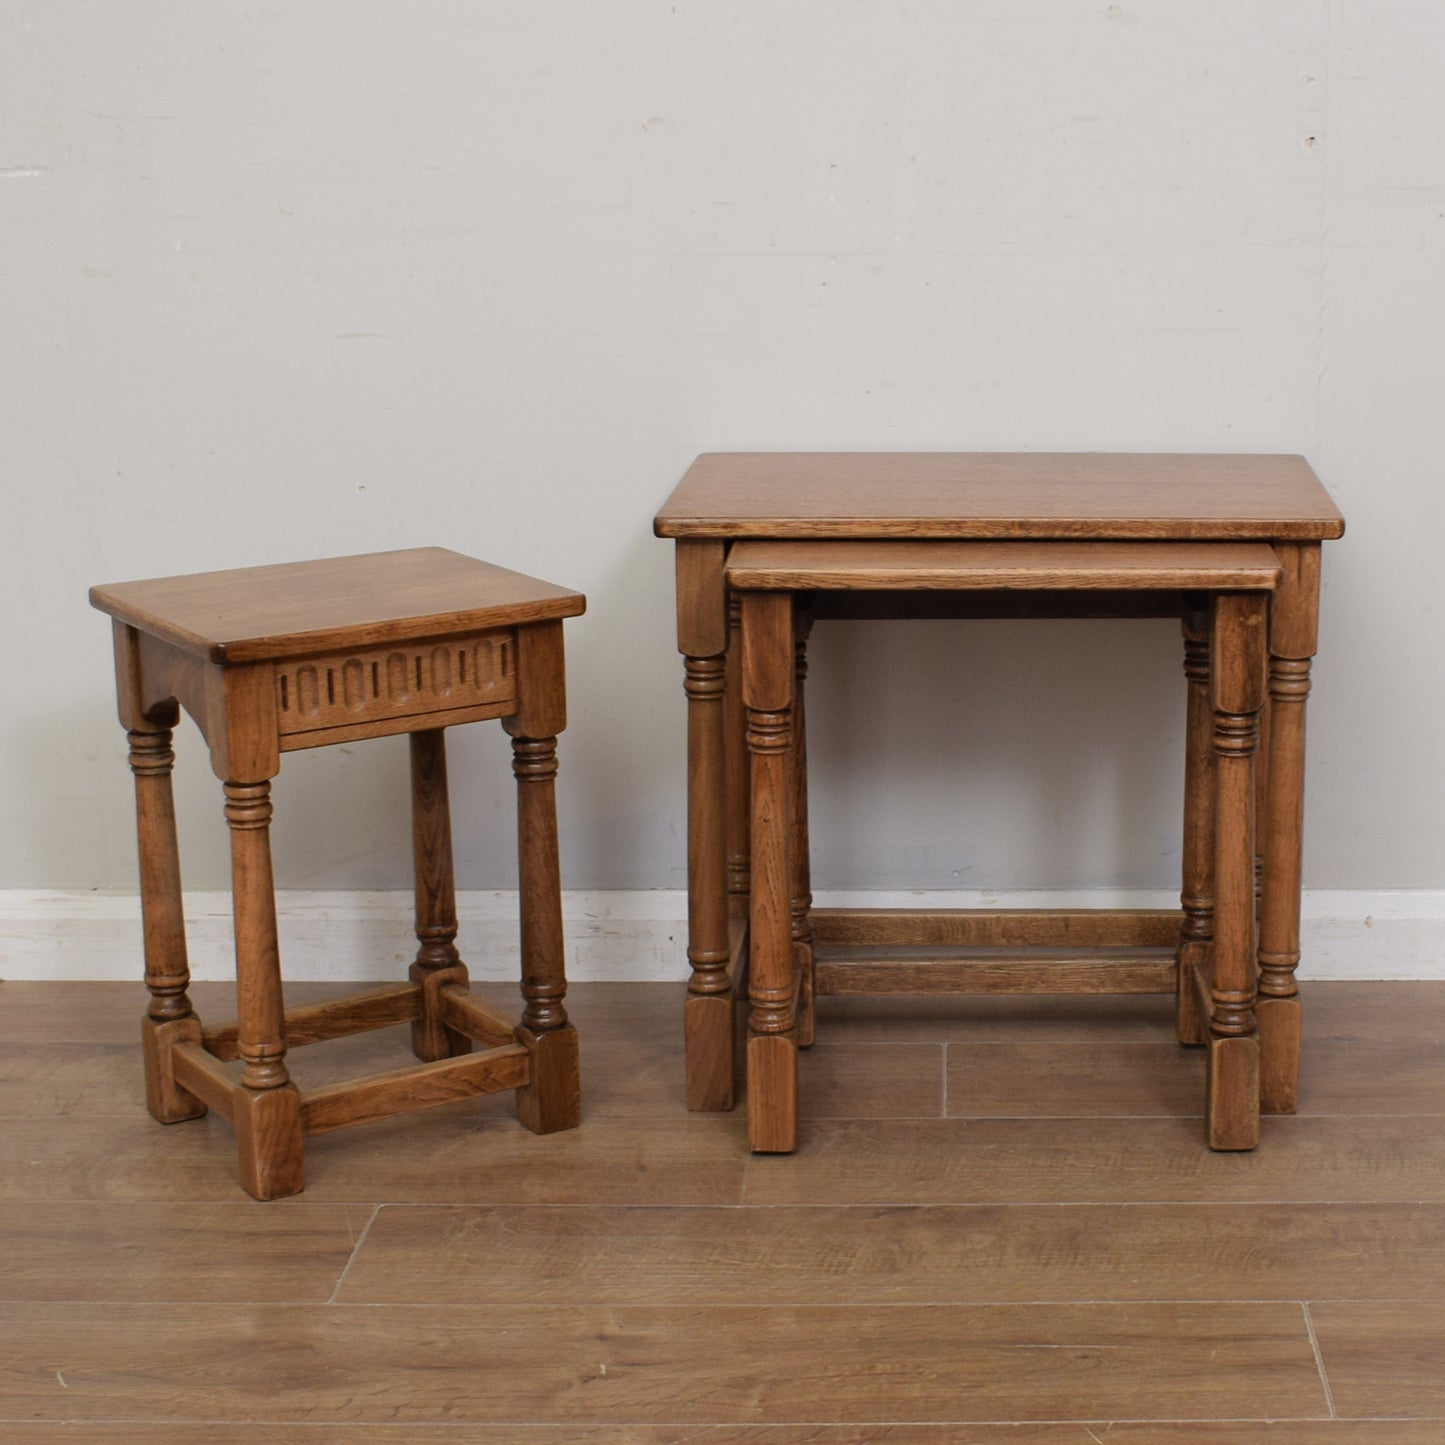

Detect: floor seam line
[327,1202,382,1305]
[1302,1299,1338,1420]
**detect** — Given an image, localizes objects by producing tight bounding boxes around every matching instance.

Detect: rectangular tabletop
[655,453,1344,541]
[90,548,586,664]
[725,540,1284,591]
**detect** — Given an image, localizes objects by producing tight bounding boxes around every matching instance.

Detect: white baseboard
[1,888,1442,983]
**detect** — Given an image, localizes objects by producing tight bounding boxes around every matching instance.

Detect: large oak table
[655,453,1344,1153]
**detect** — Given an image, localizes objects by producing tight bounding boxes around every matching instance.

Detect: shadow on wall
[806,616,1186,892]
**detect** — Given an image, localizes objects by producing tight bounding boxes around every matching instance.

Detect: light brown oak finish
[1258,542,1322,1113]
[813,907,1182,947]
[658,453,1341,1159]
[1178,596,1215,1046]
[677,539,735,1112]
[91,546,583,662]
[1205,589,1269,1149]
[814,947,1179,996]
[91,548,585,1198]
[201,982,420,1057]
[741,588,800,1151]
[790,609,816,1046]
[655,452,1345,540]
[725,535,1282,1153]
[726,538,1285,590]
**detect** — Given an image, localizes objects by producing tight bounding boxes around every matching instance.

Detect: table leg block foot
[1205,1033,1260,1151]
[142,1014,208,1124]
[234,1083,305,1201]
[1175,950,1206,1048]
[515,1023,581,1134]
[1258,995,1301,1114]
[747,1031,797,1153]
[685,991,736,1111]
[410,962,473,1062]
[796,947,816,1049]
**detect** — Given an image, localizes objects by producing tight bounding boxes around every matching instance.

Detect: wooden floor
[2,979,1445,1440]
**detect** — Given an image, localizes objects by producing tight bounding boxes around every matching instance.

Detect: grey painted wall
[1,2,1433,895]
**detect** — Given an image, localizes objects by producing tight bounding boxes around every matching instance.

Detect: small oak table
[92,547,585,1199]
[654,453,1344,1153]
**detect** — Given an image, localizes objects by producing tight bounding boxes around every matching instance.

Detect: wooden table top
[90,548,586,664]
[654,453,1344,541]
[724,539,1284,592]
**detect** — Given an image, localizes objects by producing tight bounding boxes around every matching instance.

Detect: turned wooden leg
[1206,593,1267,1151]
[1255,693,1272,917]
[724,593,752,1017]
[1258,543,1321,1114]
[225,780,304,1200]
[1177,600,1214,1048]
[409,728,472,1062]
[725,594,751,907]
[128,722,207,1124]
[743,590,798,1153]
[684,651,734,1111]
[791,612,816,1048]
[511,735,580,1133]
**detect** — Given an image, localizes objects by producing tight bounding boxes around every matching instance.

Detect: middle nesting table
[724,539,1282,1154]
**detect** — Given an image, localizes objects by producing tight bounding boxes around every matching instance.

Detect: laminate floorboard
[0,1201,368,1302]
[945,1040,1203,1116]
[2,1427,1433,1439]
[337,1201,1445,1305]
[0,1300,1326,1424]
[743,1115,1445,1205]
[1310,1300,1445,1418]
[0,1111,749,1205]
[2,980,1442,1435]
[944,1037,1445,1118]
[0,1427,1441,1444]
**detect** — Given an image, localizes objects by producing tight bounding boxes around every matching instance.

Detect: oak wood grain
[94,552,585,1196]
[299,1043,530,1134]
[815,947,1176,995]
[438,982,519,1047]
[812,908,1182,948]
[726,538,1284,590]
[814,991,1183,1042]
[655,452,1344,540]
[201,982,421,1060]
[742,588,799,1151]
[171,1039,240,1120]
[90,548,585,663]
